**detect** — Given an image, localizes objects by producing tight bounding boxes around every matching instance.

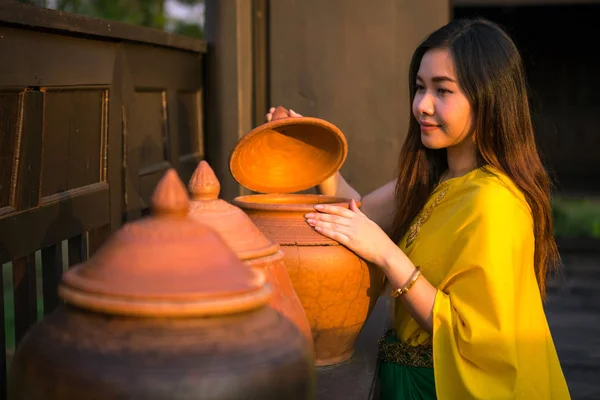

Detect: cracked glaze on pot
[188,161,314,346]
[233,193,385,366]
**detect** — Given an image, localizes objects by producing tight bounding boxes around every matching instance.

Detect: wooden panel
[177,90,204,183]
[41,243,63,315]
[177,90,204,157]
[121,42,205,215]
[124,43,203,89]
[12,254,37,345]
[0,183,109,264]
[41,88,107,197]
[0,25,116,87]
[133,90,169,169]
[131,89,170,210]
[67,90,106,190]
[15,90,44,211]
[253,0,270,127]
[0,91,22,212]
[269,0,449,196]
[40,90,68,197]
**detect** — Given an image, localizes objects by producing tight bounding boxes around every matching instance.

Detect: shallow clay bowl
[229,116,348,194]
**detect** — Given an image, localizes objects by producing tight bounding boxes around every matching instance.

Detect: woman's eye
[415,84,425,92]
[437,88,452,95]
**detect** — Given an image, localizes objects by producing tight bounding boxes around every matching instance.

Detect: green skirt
[378,331,436,400]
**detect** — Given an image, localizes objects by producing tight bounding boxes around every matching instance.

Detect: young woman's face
[412,48,474,150]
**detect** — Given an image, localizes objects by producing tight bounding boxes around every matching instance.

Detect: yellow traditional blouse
[395,166,571,399]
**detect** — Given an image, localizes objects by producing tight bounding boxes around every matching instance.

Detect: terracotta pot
[232,193,384,366]
[229,107,384,366]
[187,160,314,346]
[8,169,315,400]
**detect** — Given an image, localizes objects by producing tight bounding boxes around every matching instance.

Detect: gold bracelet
[390,266,421,298]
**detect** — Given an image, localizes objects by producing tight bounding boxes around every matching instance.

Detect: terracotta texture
[232,194,385,366]
[188,160,313,344]
[8,169,315,399]
[229,106,348,194]
[59,169,269,317]
[229,107,383,366]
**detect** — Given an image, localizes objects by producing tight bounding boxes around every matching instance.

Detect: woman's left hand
[305,199,399,268]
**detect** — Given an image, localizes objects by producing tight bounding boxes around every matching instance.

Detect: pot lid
[59,169,271,318]
[229,106,348,194]
[188,160,279,260]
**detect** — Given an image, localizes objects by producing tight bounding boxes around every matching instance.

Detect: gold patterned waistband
[377,329,433,369]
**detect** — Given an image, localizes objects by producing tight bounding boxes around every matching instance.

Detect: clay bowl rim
[229,116,349,194]
[232,193,361,213]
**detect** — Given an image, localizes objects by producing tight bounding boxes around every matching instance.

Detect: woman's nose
[415,93,434,116]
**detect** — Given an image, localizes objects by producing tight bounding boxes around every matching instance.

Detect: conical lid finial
[189,160,221,200]
[152,169,189,216]
[188,160,279,261]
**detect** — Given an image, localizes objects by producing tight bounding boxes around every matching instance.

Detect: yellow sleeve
[432,182,534,399]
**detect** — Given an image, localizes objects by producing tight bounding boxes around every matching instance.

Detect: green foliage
[18,0,204,39]
[552,196,600,238]
[57,0,154,27]
[171,19,204,39]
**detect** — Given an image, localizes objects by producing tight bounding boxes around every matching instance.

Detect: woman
[267,18,570,400]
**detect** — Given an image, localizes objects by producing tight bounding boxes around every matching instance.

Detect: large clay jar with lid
[187,160,313,345]
[8,169,315,400]
[230,107,385,367]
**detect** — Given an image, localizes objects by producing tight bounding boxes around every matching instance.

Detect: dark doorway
[453,4,600,195]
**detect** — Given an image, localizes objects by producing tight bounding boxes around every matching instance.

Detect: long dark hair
[391,18,559,298]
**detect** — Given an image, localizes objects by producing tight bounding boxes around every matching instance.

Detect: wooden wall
[268,0,450,195]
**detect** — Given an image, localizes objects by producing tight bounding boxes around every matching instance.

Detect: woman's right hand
[265,106,303,122]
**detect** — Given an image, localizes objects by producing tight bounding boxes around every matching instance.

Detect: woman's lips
[419,123,440,132]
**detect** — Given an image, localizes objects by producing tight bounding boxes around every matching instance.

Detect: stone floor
[546,250,600,400]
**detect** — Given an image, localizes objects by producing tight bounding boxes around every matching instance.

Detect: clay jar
[8,169,315,400]
[187,160,313,346]
[230,107,385,367]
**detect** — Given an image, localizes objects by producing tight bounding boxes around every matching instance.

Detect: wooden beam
[0,183,109,264]
[252,0,270,128]
[0,1,206,53]
[204,0,255,201]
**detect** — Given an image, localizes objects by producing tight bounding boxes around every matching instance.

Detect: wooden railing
[0,3,206,397]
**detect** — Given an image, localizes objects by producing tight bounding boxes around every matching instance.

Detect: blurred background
[18,0,206,38]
